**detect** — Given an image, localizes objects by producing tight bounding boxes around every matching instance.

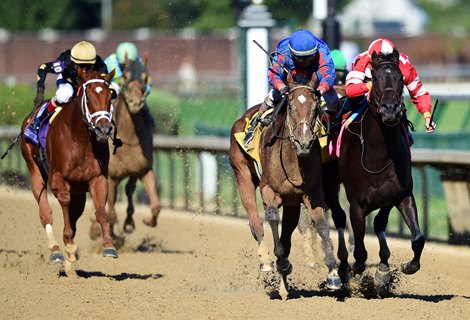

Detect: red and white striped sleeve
[345,52,370,98]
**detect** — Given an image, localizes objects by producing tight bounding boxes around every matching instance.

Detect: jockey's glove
[424,113,436,133]
[279,85,288,96]
[34,87,44,109]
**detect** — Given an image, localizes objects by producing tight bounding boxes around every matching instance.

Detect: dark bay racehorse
[20,68,118,273]
[339,49,425,282]
[229,73,341,295]
[89,56,160,239]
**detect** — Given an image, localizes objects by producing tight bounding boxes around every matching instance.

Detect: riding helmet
[70,41,97,64]
[330,49,347,71]
[367,38,396,60]
[116,42,138,64]
[288,30,318,57]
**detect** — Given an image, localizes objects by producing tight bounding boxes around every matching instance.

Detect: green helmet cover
[116,42,138,64]
[330,49,347,70]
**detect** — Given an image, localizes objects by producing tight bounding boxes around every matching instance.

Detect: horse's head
[284,72,321,157]
[77,68,116,143]
[369,49,404,126]
[120,53,151,114]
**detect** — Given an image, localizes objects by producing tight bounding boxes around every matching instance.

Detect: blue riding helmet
[288,30,318,57]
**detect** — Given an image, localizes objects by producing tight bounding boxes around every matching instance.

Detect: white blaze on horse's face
[298,95,307,104]
[95,87,103,94]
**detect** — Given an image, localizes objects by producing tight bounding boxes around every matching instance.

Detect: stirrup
[243,127,255,147]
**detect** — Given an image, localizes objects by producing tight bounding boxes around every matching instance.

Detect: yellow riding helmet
[71,41,97,64]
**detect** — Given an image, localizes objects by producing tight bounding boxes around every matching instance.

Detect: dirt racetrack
[0,186,469,320]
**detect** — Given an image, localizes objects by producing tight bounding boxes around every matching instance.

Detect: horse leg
[349,202,367,275]
[304,194,342,290]
[140,170,162,228]
[297,206,317,268]
[396,195,425,275]
[233,166,272,272]
[27,163,64,263]
[123,177,137,233]
[89,175,118,258]
[373,206,393,284]
[61,193,86,274]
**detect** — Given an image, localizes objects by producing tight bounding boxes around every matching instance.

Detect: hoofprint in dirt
[0,186,468,320]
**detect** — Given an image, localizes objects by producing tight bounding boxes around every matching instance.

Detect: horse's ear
[371,51,378,62]
[105,69,116,82]
[125,52,129,65]
[392,48,400,63]
[308,72,318,89]
[286,72,294,88]
[142,51,149,66]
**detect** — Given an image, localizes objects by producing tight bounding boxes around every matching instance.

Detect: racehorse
[229,73,341,295]
[89,55,160,239]
[338,49,425,282]
[20,68,118,273]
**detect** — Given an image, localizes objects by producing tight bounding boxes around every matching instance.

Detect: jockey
[104,41,155,129]
[33,40,108,110]
[25,41,108,145]
[330,49,349,99]
[345,38,436,134]
[244,29,338,146]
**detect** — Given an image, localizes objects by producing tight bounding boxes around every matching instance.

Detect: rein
[347,108,395,174]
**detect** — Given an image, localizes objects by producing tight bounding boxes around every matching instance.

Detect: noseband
[79,78,114,133]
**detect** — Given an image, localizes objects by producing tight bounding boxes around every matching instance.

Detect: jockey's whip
[429,98,439,125]
[1,132,21,160]
[1,100,45,160]
[252,40,289,74]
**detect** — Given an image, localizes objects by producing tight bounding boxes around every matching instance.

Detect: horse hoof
[143,216,157,227]
[103,247,118,258]
[375,263,391,285]
[276,260,293,276]
[50,252,65,264]
[123,223,135,234]
[401,261,420,275]
[352,261,366,275]
[326,270,342,290]
[259,261,274,272]
[89,222,102,240]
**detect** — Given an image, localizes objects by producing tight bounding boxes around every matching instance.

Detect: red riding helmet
[367,38,396,60]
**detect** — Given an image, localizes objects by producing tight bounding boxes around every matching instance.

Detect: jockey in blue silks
[244,29,338,146]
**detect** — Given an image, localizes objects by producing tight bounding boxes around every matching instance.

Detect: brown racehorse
[89,56,160,240]
[339,49,425,283]
[229,73,341,295]
[20,68,118,273]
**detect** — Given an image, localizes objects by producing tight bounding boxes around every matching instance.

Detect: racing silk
[104,53,123,82]
[36,49,107,90]
[345,51,432,116]
[268,37,335,94]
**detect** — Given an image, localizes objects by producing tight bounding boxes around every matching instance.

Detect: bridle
[78,78,114,135]
[120,62,148,111]
[369,60,405,126]
[284,85,322,145]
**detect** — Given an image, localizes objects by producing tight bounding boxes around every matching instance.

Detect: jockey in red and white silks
[346,38,436,132]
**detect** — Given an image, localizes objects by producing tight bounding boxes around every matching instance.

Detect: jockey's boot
[243,102,271,147]
[402,110,415,147]
[24,101,53,145]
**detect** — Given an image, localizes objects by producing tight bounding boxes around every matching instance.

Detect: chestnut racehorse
[20,68,118,273]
